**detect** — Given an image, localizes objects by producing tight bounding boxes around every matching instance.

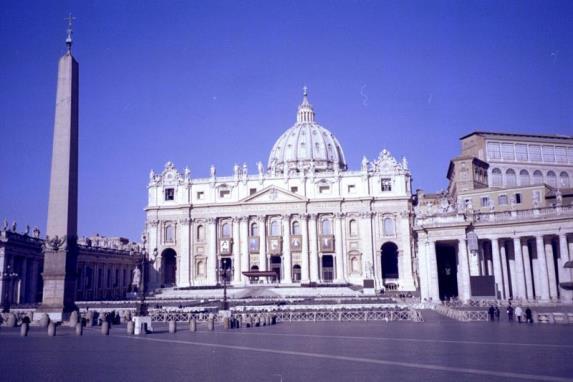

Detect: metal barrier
[434,304,488,322]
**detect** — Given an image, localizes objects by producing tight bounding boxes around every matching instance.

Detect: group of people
[488,304,533,323]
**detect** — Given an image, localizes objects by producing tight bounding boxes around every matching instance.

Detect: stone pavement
[1,319,572,381]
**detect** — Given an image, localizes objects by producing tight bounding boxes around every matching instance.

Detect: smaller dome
[268,88,347,174]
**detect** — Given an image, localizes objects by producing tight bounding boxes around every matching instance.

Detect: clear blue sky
[1,1,572,241]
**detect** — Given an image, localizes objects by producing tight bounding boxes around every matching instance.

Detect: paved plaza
[1,313,572,382]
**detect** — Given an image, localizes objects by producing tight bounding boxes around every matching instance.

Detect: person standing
[494,306,500,321]
[515,306,523,323]
[525,307,533,323]
[507,305,514,321]
[488,305,495,321]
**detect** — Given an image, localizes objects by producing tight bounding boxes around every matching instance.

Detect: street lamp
[218,259,232,311]
[2,265,18,313]
[135,234,149,317]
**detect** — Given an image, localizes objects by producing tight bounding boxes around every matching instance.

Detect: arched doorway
[292,265,301,282]
[435,242,458,300]
[321,255,334,282]
[381,242,399,279]
[270,257,281,283]
[161,248,177,287]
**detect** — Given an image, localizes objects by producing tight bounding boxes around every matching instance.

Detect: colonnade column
[418,237,430,300]
[239,217,249,285]
[545,239,558,299]
[207,218,217,285]
[457,239,471,301]
[558,233,572,301]
[334,213,344,283]
[232,217,241,284]
[258,216,267,273]
[500,241,510,299]
[427,239,440,301]
[282,215,292,284]
[490,238,504,299]
[512,237,526,299]
[308,214,319,282]
[535,235,550,300]
[521,240,534,299]
[300,215,310,283]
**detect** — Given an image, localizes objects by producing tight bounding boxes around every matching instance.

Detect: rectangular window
[542,145,555,162]
[501,143,514,160]
[219,189,230,198]
[529,145,542,162]
[515,144,528,161]
[196,191,204,200]
[555,146,567,163]
[515,193,522,204]
[486,142,501,160]
[290,186,298,193]
[567,147,573,163]
[498,195,508,205]
[318,185,330,194]
[249,188,257,195]
[381,178,392,191]
[164,188,175,201]
[480,196,490,207]
[347,184,356,193]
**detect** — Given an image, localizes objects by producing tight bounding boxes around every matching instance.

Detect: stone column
[308,214,319,282]
[300,214,310,283]
[240,217,249,285]
[521,240,534,299]
[512,237,526,299]
[334,213,344,283]
[207,218,217,285]
[558,233,572,301]
[282,215,292,284]
[178,219,191,288]
[535,235,550,301]
[232,217,241,284]
[427,240,440,301]
[490,238,504,299]
[360,212,375,285]
[457,239,471,301]
[258,216,267,272]
[545,239,558,299]
[500,240,510,299]
[418,237,430,300]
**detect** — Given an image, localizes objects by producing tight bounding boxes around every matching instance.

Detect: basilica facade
[144,90,417,292]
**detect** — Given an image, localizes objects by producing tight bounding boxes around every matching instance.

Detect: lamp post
[136,234,149,317]
[2,265,18,313]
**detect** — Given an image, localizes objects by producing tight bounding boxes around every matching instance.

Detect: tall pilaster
[308,214,319,282]
[239,217,249,285]
[232,217,241,283]
[258,216,267,272]
[282,215,292,283]
[40,22,80,320]
[334,213,344,283]
[300,214,310,283]
[207,218,217,284]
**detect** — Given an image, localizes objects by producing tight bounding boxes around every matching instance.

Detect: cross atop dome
[297,85,315,123]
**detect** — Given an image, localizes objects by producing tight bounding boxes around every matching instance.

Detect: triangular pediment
[241,185,306,204]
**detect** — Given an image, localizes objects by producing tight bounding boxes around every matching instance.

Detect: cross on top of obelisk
[65,13,76,52]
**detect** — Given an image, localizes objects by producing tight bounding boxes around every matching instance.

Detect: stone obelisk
[40,16,79,321]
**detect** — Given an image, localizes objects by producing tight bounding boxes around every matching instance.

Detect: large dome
[267,88,347,175]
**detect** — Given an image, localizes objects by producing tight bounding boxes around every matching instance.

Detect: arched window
[383,218,395,236]
[491,168,502,187]
[533,170,543,185]
[547,171,557,188]
[165,224,175,243]
[519,170,530,186]
[292,221,301,235]
[270,220,281,236]
[560,172,570,188]
[197,261,205,276]
[250,223,259,236]
[196,225,205,241]
[349,219,358,237]
[505,169,516,187]
[221,222,231,238]
[321,218,332,235]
